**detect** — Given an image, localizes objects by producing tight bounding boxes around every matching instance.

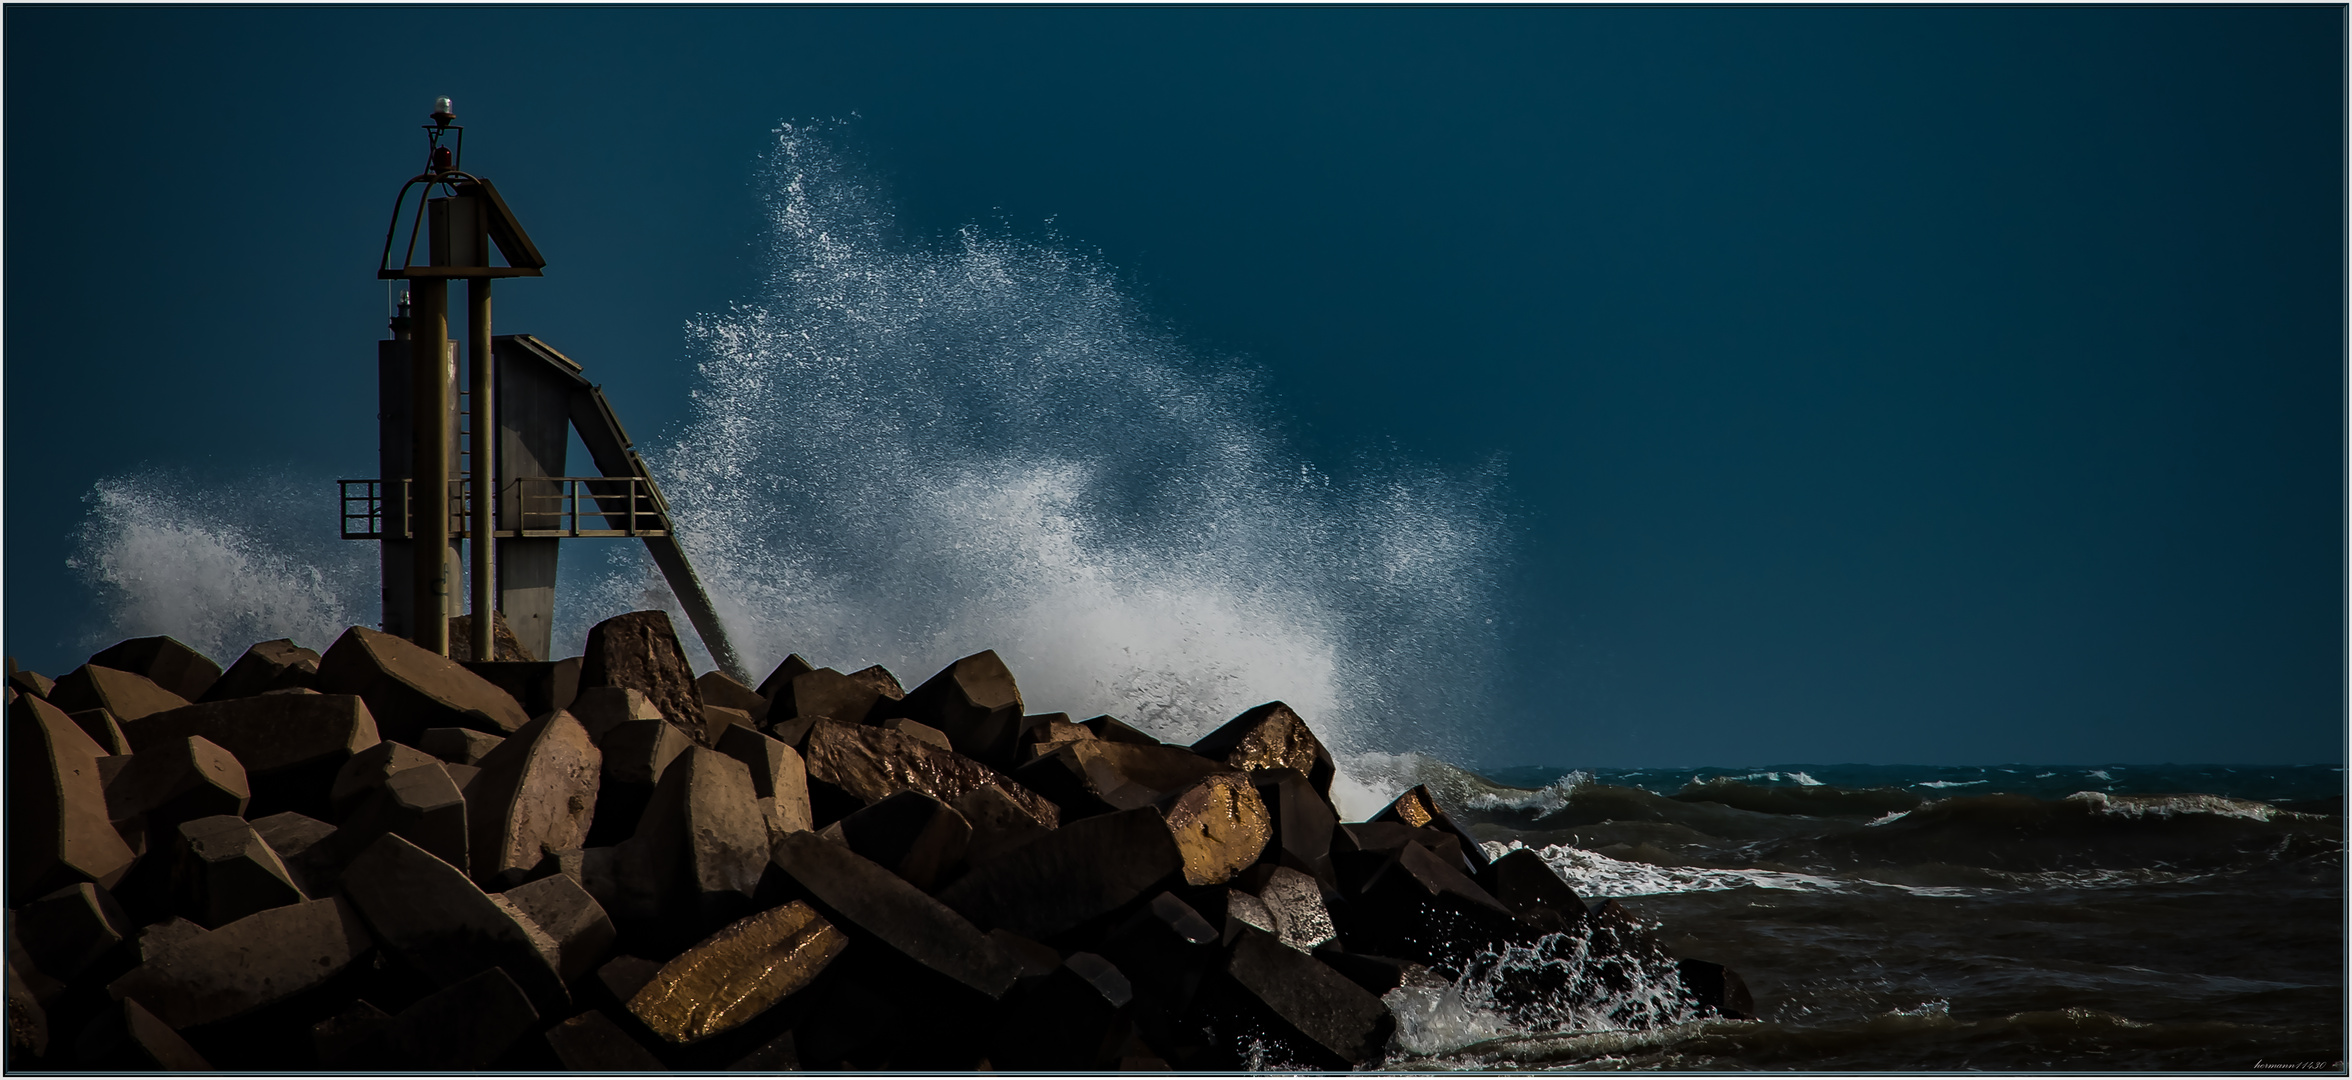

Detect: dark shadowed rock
[1334,840,1518,978]
[1675,958,1755,1019]
[586,747,767,931]
[770,831,1021,999]
[1083,714,1162,745]
[315,626,531,744]
[335,756,469,871]
[1219,924,1393,1066]
[134,918,208,965]
[951,783,1054,867]
[1252,768,1339,891]
[545,1009,666,1071]
[73,997,212,1070]
[449,611,534,663]
[802,718,1057,830]
[579,610,705,744]
[1016,713,1092,762]
[307,1000,391,1067]
[466,711,601,890]
[318,965,540,1069]
[771,666,890,728]
[49,665,190,723]
[202,639,322,702]
[625,900,848,1044]
[753,653,814,702]
[106,896,372,1030]
[66,708,129,755]
[696,670,769,727]
[1093,893,1221,1063]
[460,657,581,718]
[703,703,753,745]
[89,637,222,704]
[8,664,55,702]
[569,685,666,743]
[10,694,138,903]
[1013,738,1237,820]
[420,726,505,765]
[1159,772,1271,886]
[172,815,307,928]
[106,735,250,842]
[1487,846,1590,935]
[936,808,1185,941]
[338,834,568,1016]
[898,650,1025,769]
[250,812,341,898]
[1372,783,1491,877]
[1189,701,1336,800]
[128,693,379,819]
[16,883,130,982]
[498,873,616,986]
[328,739,438,820]
[833,790,971,892]
[6,961,48,1059]
[991,950,1136,1069]
[1310,944,1421,995]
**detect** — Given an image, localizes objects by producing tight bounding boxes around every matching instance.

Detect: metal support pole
[468,278,494,661]
[410,278,452,655]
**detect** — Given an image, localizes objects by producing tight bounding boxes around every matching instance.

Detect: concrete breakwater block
[87,637,222,706]
[5,621,1760,1071]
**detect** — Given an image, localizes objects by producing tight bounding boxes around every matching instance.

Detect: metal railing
[339,476,669,540]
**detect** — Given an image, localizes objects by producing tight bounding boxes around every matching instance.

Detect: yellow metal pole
[468,278,494,661]
[411,277,452,655]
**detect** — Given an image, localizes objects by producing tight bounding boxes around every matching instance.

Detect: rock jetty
[6,612,1752,1070]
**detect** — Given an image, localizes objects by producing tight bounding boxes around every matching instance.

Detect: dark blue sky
[5,6,2342,766]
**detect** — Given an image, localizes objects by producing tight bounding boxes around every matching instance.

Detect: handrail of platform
[338,477,669,540]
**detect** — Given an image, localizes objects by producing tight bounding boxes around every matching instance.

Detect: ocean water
[61,123,2344,1070]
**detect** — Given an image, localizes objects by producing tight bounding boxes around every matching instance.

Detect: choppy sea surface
[1344,756,2344,1071]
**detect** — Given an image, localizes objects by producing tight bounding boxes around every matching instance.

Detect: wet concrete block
[315,626,532,744]
[935,808,1184,941]
[129,693,380,818]
[951,783,1054,867]
[16,883,130,982]
[172,815,307,928]
[65,708,129,755]
[1188,701,1336,800]
[717,724,812,837]
[770,831,1021,999]
[497,873,615,985]
[545,1008,666,1071]
[328,739,437,819]
[1160,772,1271,886]
[571,685,667,743]
[420,725,505,765]
[625,900,848,1044]
[319,965,540,1069]
[88,637,222,705]
[753,653,814,702]
[696,669,769,727]
[338,833,568,1016]
[1220,923,1392,1066]
[106,896,372,1030]
[202,639,322,702]
[1372,782,1491,876]
[1014,739,1236,820]
[336,757,469,871]
[460,657,582,718]
[803,718,1058,830]
[1675,958,1754,1019]
[846,663,907,701]
[833,790,971,892]
[49,665,191,724]
[467,711,601,890]
[72,996,211,1070]
[10,694,138,903]
[1083,714,1162,745]
[580,610,706,743]
[1487,845,1590,934]
[897,650,1025,769]
[107,735,249,842]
